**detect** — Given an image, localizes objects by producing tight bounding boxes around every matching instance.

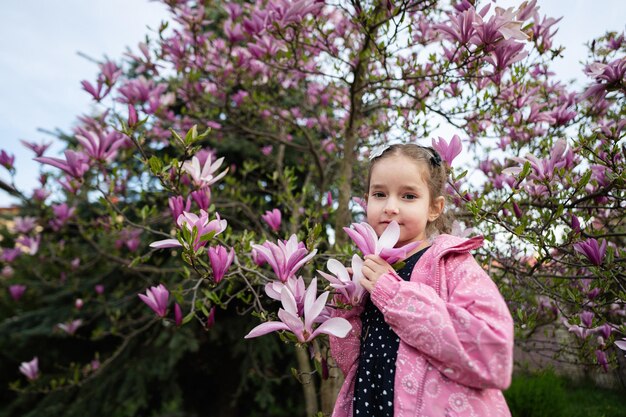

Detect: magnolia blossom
[431,135,462,166]
[595,349,609,372]
[16,235,41,255]
[343,221,421,265]
[75,129,126,163]
[57,319,83,335]
[1,248,22,263]
[174,303,183,326]
[190,189,211,210]
[245,278,351,343]
[182,155,228,188]
[138,284,169,317]
[115,228,142,252]
[168,195,192,222]
[261,208,282,232]
[206,306,216,329]
[207,245,235,283]
[150,210,227,251]
[265,275,306,315]
[19,357,39,381]
[12,216,38,234]
[35,149,90,179]
[318,255,367,306]
[251,234,317,282]
[573,238,607,266]
[50,203,76,231]
[20,140,52,157]
[0,150,15,171]
[503,138,573,182]
[9,284,27,301]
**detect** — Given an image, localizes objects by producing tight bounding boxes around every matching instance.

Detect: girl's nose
[384,206,399,215]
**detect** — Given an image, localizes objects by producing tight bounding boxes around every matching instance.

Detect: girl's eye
[403,194,418,200]
[371,192,386,198]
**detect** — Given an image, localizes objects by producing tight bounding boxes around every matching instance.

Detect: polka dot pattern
[353,248,428,416]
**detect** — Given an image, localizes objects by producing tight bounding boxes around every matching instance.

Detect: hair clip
[429,151,442,167]
[369,144,391,160]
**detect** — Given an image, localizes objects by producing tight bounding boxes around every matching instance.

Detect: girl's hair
[366,144,453,236]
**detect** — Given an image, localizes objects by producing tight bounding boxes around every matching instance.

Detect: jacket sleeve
[370,253,514,390]
[328,302,363,376]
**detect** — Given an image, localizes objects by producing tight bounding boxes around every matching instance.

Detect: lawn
[505,370,626,417]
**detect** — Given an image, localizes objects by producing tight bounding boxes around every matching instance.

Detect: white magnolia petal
[377,221,400,252]
[305,290,329,332]
[280,286,299,316]
[244,321,290,339]
[310,317,352,340]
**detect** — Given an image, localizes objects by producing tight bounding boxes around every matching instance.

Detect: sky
[0,1,624,207]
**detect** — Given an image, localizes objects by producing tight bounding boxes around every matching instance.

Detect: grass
[505,370,626,417]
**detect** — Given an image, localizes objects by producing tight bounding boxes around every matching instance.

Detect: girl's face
[366,154,442,248]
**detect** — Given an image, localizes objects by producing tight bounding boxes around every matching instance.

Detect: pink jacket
[330,234,513,417]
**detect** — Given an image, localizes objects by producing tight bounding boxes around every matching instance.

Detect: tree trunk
[296,345,319,416]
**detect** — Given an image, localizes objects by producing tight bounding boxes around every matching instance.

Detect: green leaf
[148,155,163,175]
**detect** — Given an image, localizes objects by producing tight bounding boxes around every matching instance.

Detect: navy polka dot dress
[353,247,429,416]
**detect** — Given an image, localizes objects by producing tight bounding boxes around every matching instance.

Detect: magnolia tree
[1,0,625,415]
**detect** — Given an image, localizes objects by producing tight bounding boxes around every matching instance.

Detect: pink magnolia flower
[2,266,14,278]
[343,221,421,265]
[573,238,607,266]
[71,258,81,270]
[595,349,609,372]
[0,150,15,171]
[265,276,306,315]
[435,7,478,45]
[138,284,169,317]
[168,195,192,222]
[432,135,462,166]
[115,228,142,252]
[81,79,107,101]
[150,210,227,251]
[206,306,216,329]
[1,248,22,263]
[182,155,228,188]
[75,129,126,163]
[244,278,351,343]
[12,216,38,234]
[503,138,572,181]
[95,284,105,295]
[251,235,317,282]
[16,235,41,255]
[9,284,26,301]
[580,311,594,328]
[127,104,138,128]
[75,298,84,310]
[174,303,183,326]
[35,149,90,179]
[207,245,235,283]
[21,140,52,157]
[50,203,76,231]
[190,189,211,210]
[261,208,282,232]
[351,197,367,212]
[57,319,83,335]
[318,255,367,306]
[562,318,589,339]
[19,357,39,381]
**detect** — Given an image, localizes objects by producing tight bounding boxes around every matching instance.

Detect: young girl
[330,144,513,417]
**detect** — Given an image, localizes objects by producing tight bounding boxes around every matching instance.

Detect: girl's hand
[361,255,394,292]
